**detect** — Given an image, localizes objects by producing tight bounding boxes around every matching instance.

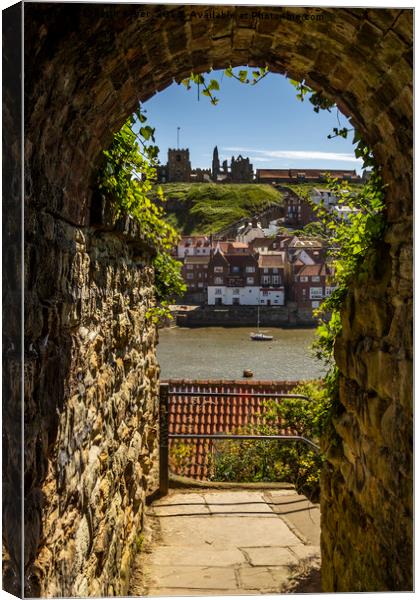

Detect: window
[262,276,270,284]
[312,300,320,308]
[232,297,240,306]
[263,268,269,274]
[246,266,255,273]
[325,286,336,297]
[233,288,240,295]
[186,264,194,270]
[198,272,202,279]
[272,268,279,274]
[214,266,223,273]
[198,282,203,288]
[214,277,223,285]
[311,275,320,282]
[186,273,194,280]
[310,287,323,299]
[300,276,308,282]
[231,266,240,273]
[262,290,269,296]
[302,288,307,296]
[215,288,222,295]
[246,277,254,285]
[272,276,279,285]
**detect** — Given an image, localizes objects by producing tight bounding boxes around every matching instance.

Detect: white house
[177,236,212,258]
[208,285,261,306]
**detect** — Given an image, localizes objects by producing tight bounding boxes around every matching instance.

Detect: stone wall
[176,304,316,327]
[2,4,23,596]
[22,206,161,597]
[321,236,413,591]
[19,4,413,595]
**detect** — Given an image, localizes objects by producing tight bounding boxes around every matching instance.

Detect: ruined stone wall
[23,205,161,597]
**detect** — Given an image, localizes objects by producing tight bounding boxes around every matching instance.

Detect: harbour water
[157,326,327,381]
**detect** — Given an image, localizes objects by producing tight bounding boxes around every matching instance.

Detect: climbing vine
[97,107,186,320]
[289,78,386,400]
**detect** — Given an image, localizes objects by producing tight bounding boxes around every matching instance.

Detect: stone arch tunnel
[4,4,412,596]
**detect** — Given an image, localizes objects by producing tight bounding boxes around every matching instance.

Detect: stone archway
[9,4,413,596]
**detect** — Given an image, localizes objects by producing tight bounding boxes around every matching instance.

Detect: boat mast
[257,300,260,332]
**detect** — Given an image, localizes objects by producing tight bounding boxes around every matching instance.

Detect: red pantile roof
[296,264,329,277]
[258,254,285,268]
[166,379,301,480]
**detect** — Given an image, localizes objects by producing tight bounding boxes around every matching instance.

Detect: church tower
[212,146,220,181]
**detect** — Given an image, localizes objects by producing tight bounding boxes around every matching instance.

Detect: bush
[211,381,330,501]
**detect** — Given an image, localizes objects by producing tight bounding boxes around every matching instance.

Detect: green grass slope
[161,183,284,235]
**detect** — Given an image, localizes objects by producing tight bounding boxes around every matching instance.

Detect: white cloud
[222,147,362,163]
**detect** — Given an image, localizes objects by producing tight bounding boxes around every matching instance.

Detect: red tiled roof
[257,169,291,179]
[296,264,329,277]
[258,254,285,268]
[229,241,248,249]
[166,379,301,480]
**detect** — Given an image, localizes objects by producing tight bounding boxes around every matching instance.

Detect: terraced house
[207,246,261,306]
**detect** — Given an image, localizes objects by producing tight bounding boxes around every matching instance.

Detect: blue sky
[142,68,363,174]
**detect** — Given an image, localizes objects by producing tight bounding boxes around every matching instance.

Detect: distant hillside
[160,183,284,235]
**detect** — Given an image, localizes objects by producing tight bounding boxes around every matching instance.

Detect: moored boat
[250,304,274,341]
[250,332,273,341]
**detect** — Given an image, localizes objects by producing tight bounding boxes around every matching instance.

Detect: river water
[157,326,326,381]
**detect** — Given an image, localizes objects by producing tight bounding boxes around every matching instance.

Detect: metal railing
[158,383,320,497]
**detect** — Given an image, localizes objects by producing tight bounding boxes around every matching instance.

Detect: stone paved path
[132,488,320,596]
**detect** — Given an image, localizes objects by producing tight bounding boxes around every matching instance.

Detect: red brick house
[292,263,336,312]
[182,255,210,293]
[284,192,317,227]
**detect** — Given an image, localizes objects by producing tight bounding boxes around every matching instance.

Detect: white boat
[250,305,273,341]
[250,332,273,341]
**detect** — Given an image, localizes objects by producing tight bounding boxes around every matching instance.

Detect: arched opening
[10,4,411,596]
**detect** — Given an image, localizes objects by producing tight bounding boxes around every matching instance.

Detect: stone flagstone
[133,488,321,595]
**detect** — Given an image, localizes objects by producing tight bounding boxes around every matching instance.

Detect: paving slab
[146,588,251,596]
[203,490,274,515]
[147,545,245,567]
[289,544,321,560]
[157,514,301,547]
[147,566,238,590]
[236,565,291,591]
[152,492,211,516]
[241,545,299,567]
[135,488,321,596]
[264,490,321,546]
